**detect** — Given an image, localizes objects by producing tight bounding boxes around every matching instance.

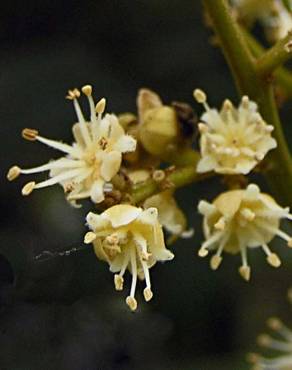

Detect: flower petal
[100,151,122,181]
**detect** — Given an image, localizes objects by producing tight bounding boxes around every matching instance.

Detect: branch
[243,28,292,98]
[131,166,204,204]
[256,32,292,77]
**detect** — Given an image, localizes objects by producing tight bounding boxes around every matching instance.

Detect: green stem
[131,166,203,204]
[203,0,292,206]
[244,28,292,98]
[256,32,292,77]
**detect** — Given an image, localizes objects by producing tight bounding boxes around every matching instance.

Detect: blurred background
[1,1,292,369]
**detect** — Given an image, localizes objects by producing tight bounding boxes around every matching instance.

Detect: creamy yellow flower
[84,204,174,311]
[7,85,136,205]
[198,184,292,281]
[249,313,292,369]
[194,89,277,175]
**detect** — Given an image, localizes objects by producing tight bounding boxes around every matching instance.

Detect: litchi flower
[194,89,277,175]
[84,204,174,311]
[249,305,292,369]
[198,184,292,281]
[7,85,136,205]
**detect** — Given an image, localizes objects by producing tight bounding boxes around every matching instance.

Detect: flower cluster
[7,83,292,311]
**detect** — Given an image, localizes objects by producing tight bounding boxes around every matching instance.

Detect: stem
[131,166,203,204]
[203,0,292,206]
[244,28,292,98]
[256,32,292,77]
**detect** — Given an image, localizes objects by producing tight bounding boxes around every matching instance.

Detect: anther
[96,98,106,114]
[84,231,97,244]
[143,287,153,302]
[214,217,225,231]
[210,255,222,270]
[193,89,207,103]
[126,296,138,311]
[198,247,209,257]
[22,128,38,141]
[223,99,233,110]
[239,266,251,281]
[257,334,271,347]
[241,95,250,108]
[22,181,35,196]
[114,274,124,291]
[267,253,281,268]
[81,85,92,96]
[198,123,208,133]
[267,317,283,331]
[7,166,21,181]
[287,239,292,247]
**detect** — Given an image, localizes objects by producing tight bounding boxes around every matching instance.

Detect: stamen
[72,98,92,146]
[22,128,38,141]
[82,84,99,126]
[7,166,20,181]
[239,246,250,281]
[128,246,138,303]
[22,181,36,196]
[33,168,85,189]
[84,231,97,244]
[19,159,85,175]
[262,243,281,267]
[35,135,77,156]
[137,246,153,302]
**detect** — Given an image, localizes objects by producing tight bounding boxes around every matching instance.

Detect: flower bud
[139,106,179,156]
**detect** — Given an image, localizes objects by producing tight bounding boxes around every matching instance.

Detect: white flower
[193,89,277,175]
[198,184,292,281]
[7,85,136,205]
[84,204,174,311]
[249,316,292,369]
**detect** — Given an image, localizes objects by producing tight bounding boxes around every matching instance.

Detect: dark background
[1,1,292,369]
